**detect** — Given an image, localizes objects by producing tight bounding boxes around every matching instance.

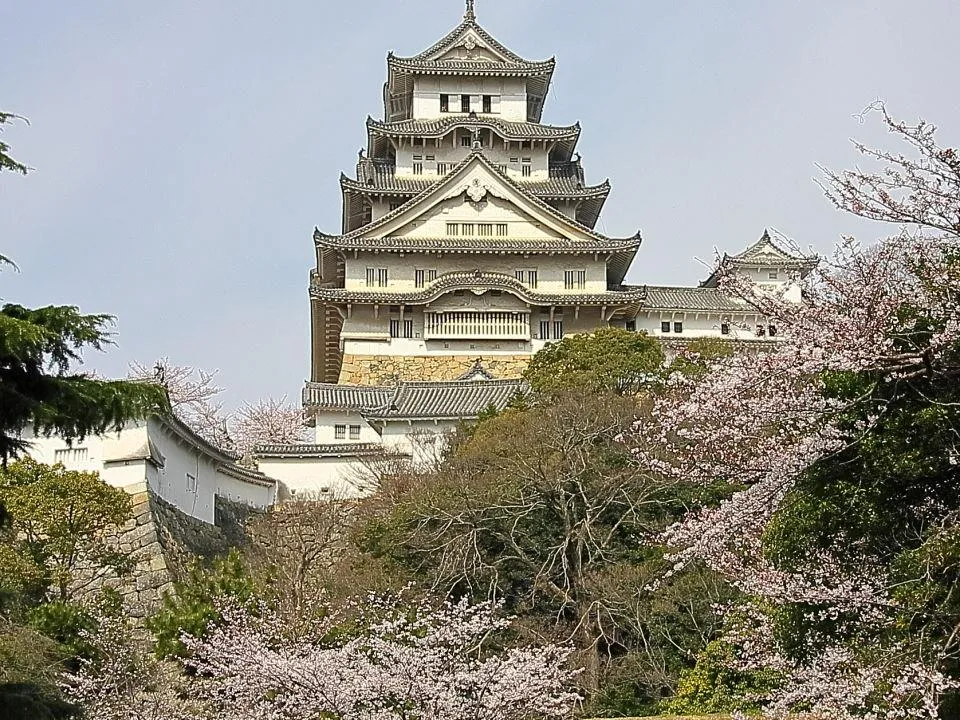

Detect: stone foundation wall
[338,354,531,385]
[76,484,258,620]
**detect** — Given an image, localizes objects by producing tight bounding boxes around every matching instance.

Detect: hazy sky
[2,0,958,408]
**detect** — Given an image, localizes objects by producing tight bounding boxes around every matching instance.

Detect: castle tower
[309,2,643,386]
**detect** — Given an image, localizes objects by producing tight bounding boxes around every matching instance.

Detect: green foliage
[147,549,255,659]
[523,326,665,395]
[0,112,29,176]
[668,338,736,378]
[665,639,779,715]
[0,458,133,603]
[0,622,78,720]
[0,302,169,464]
[28,602,98,663]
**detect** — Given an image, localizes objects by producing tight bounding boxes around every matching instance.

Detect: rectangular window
[769,325,778,337]
[461,94,470,113]
[564,270,586,290]
[349,425,361,440]
[515,269,538,288]
[478,223,493,237]
[539,320,551,340]
[521,165,532,178]
[483,95,492,113]
[54,447,89,464]
[757,325,766,337]
[366,268,376,287]
[425,154,435,161]
[377,268,388,287]
[403,319,414,339]
[498,164,508,173]
[626,320,637,332]
[509,156,519,163]
[721,322,731,336]
[446,222,459,236]
[440,94,450,113]
[185,473,197,493]
[553,321,564,339]
[437,163,449,175]
[412,162,423,175]
[461,134,472,147]
[335,425,346,440]
[415,269,425,288]
[389,319,400,338]
[522,157,532,163]
[661,321,671,333]
[768,271,779,281]
[674,321,684,334]
[412,154,423,160]
[461,223,475,237]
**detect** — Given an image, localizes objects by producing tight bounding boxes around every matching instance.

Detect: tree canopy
[523,326,665,395]
[0,112,28,176]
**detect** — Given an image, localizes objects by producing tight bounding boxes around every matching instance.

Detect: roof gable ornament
[465,0,476,22]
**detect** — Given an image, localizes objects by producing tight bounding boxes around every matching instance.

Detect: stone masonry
[77,482,256,621]
[338,354,531,385]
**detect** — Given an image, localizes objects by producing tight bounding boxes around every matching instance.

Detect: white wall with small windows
[19,417,277,526]
[343,251,608,294]
[631,311,776,341]
[393,135,551,183]
[412,76,528,122]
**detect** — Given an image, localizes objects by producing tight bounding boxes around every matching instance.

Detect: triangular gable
[402,18,538,65]
[345,152,612,245]
[732,230,803,263]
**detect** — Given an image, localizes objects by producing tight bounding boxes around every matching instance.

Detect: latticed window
[461,94,470,112]
[437,163,449,175]
[515,269,538,288]
[674,321,683,334]
[564,270,586,290]
[349,425,361,440]
[412,162,423,175]
[521,165,532,178]
[478,223,493,237]
[440,94,450,113]
[461,135,472,147]
[446,222,459,236]
[661,321,671,333]
[416,269,438,288]
[367,268,388,287]
[335,425,347,440]
[461,223,475,237]
[496,223,508,237]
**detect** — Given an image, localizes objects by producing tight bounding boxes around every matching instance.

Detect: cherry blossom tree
[184,594,582,720]
[627,105,960,717]
[129,359,307,456]
[64,612,204,720]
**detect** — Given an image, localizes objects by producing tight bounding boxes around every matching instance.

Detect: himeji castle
[254,2,817,497]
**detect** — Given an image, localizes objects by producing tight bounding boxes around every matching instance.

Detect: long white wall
[20,419,276,525]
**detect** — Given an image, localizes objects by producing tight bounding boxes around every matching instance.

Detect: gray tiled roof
[320,151,638,246]
[302,377,526,422]
[215,462,277,488]
[728,231,818,267]
[302,384,392,411]
[314,233,638,254]
[367,116,579,140]
[370,379,524,420]
[640,286,751,312]
[254,443,390,459]
[342,170,609,201]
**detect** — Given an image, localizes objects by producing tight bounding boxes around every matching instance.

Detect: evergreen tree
[0,111,168,464]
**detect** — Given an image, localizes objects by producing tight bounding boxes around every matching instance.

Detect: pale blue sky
[2,0,958,407]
